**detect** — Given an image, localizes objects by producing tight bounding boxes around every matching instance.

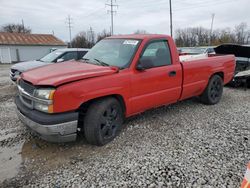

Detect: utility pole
[21,19,24,32]
[169,0,173,37]
[88,26,95,46]
[106,0,118,35]
[210,13,215,45]
[66,15,73,47]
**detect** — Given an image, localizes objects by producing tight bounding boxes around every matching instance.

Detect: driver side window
[141,40,172,68]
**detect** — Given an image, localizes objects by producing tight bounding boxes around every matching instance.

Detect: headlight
[34,88,55,100]
[34,103,53,113]
[34,88,55,113]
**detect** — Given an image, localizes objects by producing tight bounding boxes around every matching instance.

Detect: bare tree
[1,23,31,33]
[71,32,91,48]
[246,30,250,44]
[235,22,248,44]
[216,28,236,44]
[96,29,111,42]
[175,27,201,47]
[71,29,111,48]
[175,23,250,47]
[134,30,148,34]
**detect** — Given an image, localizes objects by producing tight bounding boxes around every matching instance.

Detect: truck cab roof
[107,34,171,40]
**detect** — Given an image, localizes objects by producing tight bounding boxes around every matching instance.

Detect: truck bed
[180,55,235,100]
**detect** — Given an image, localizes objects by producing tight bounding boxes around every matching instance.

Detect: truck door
[130,39,182,114]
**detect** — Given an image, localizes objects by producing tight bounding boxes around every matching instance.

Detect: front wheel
[83,97,124,146]
[200,75,223,105]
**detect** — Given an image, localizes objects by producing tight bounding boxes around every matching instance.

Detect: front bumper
[15,97,78,143]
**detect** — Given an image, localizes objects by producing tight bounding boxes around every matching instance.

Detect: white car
[10,48,89,81]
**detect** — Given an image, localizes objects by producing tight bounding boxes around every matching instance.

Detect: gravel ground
[0,64,249,187]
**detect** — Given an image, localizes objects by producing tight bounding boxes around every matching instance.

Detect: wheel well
[77,95,126,129]
[213,72,224,81]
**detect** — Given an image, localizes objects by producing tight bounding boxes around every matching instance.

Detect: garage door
[0,48,11,63]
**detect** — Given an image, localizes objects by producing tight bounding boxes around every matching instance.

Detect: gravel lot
[0,64,249,187]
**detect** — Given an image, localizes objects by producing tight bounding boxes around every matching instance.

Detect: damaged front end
[214,44,250,87]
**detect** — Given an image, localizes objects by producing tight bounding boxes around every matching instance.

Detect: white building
[0,32,67,63]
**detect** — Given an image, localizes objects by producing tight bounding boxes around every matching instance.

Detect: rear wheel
[83,97,124,146]
[200,75,223,105]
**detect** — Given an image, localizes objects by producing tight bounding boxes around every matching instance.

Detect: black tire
[200,75,223,105]
[247,78,250,88]
[83,97,124,146]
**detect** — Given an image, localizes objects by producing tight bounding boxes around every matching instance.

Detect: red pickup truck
[15,34,235,145]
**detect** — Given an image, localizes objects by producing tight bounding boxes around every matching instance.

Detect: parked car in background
[10,48,89,81]
[15,34,235,145]
[179,46,215,55]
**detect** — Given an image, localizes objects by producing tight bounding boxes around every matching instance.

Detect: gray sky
[0,0,249,41]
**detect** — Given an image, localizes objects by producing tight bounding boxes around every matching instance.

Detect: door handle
[168,71,176,77]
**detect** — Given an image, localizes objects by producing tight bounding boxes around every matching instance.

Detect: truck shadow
[15,86,237,167]
[12,93,229,183]
[18,97,200,173]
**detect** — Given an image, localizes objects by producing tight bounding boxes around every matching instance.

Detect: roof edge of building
[0,32,66,46]
[0,43,67,46]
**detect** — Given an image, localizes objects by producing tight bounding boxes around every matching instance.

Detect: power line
[66,15,73,47]
[82,7,105,18]
[173,0,235,11]
[122,0,234,12]
[106,0,118,35]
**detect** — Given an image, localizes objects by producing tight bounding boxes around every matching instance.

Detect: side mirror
[136,58,153,71]
[136,63,145,71]
[56,58,64,63]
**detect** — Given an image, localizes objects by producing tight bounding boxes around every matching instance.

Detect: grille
[19,79,35,95]
[10,69,16,74]
[22,96,32,105]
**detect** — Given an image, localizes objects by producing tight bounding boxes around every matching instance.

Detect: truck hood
[214,44,250,58]
[21,61,119,86]
[11,60,52,72]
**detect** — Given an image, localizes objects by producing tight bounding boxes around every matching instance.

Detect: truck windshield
[83,39,140,68]
[40,50,63,62]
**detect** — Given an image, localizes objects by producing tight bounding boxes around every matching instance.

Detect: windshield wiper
[81,58,110,67]
[81,58,95,65]
[93,58,110,67]
[82,58,90,61]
